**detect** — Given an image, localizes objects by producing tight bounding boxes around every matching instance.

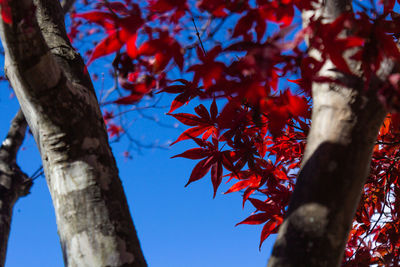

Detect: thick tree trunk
[0,1,146,267]
[268,1,391,266]
[1,2,75,265]
[0,110,32,267]
[268,81,386,267]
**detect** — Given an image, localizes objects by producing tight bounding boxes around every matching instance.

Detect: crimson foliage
[2,0,400,265]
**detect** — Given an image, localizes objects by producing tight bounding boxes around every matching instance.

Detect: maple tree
[69,0,400,265]
[2,0,400,266]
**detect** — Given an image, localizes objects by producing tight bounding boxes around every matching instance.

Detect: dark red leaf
[171,42,184,70]
[255,15,267,41]
[107,1,130,14]
[259,219,281,249]
[88,31,126,64]
[221,151,237,172]
[248,198,270,212]
[210,98,218,120]
[242,187,256,207]
[171,148,209,159]
[383,0,395,13]
[74,11,116,29]
[168,113,203,126]
[268,106,289,137]
[169,93,190,112]
[158,85,187,94]
[107,124,123,137]
[286,91,309,118]
[328,48,351,73]
[225,179,253,194]
[195,104,211,120]
[232,12,253,38]
[171,126,210,145]
[150,0,187,13]
[113,94,144,105]
[236,213,269,226]
[185,156,215,186]
[211,161,223,198]
[203,127,217,140]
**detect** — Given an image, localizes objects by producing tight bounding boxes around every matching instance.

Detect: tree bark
[268,1,391,266]
[0,1,146,266]
[0,110,32,267]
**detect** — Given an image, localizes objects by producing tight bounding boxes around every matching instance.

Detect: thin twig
[192,18,207,56]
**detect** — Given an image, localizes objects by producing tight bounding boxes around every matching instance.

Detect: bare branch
[0,110,31,267]
[0,109,27,164]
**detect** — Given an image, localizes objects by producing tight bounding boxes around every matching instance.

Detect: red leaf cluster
[74,3,143,64]
[75,0,400,262]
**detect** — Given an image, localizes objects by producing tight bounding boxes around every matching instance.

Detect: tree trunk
[0,1,146,266]
[0,110,32,267]
[0,2,75,265]
[268,79,386,267]
[268,1,391,266]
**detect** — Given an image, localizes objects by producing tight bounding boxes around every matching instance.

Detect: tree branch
[0,109,27,164]
[0,110,31,267]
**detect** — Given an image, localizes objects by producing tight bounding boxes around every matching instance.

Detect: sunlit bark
[0,1,146,266]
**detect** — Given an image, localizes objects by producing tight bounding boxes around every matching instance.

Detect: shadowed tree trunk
[0,0,147,266]
[0,2,77,265]
[268,0,393,266]
[0,109,32,267]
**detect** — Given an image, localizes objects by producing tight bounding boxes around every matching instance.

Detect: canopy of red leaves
[73,0,400,264]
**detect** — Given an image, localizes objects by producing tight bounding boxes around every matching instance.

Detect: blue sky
[1,62,276,267]
[0,1,284,265]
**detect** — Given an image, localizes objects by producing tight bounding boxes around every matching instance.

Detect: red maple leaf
[188,45,226,88]
[132,31,184,71]
[169,100,219,145]
[75,6,144,64]
[158,79,203,112]
[107,123,124,138]
[232,9,266,41]
[149,0,187,21]
[172,136,226,196]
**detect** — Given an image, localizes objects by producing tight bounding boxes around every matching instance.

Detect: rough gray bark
[0,1,146,267]
[268,1,391,266]
[0,109,32,267]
